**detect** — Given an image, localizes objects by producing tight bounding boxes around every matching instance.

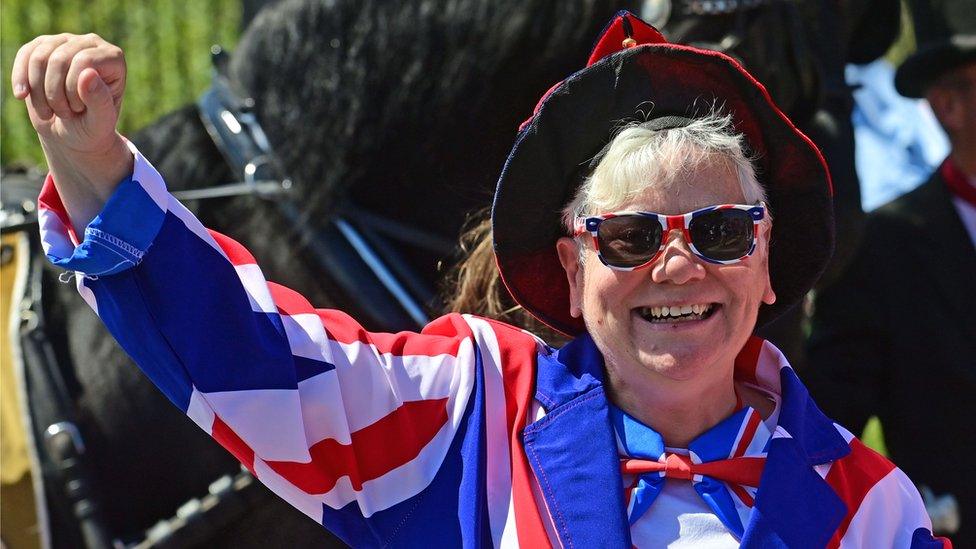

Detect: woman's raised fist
[11,33,132,232]
[12,32,127,156]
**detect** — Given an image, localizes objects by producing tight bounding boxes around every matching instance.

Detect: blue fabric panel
[88,274,193,411]
[738,505,790,548]
[523,386,630,548]
[777,368,850,465]
[741,436,845,548]
[87,210,310,406]
[690,407,751,462]
[910,527,948,549]
[609,406,665,459]
[696,477,745,539]
[293,355,336,382]
[455,348,493,548]
[119,213,300,393]
[535,333,604,409]
[47,175,165,276]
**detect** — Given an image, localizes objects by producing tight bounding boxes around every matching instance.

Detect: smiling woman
[554,120,777,449]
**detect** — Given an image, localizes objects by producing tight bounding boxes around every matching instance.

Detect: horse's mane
[129,0,629,324]
[130,104,232,192]
[226,0,624,237]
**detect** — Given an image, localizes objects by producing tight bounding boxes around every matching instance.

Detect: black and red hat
[491,11,834,337]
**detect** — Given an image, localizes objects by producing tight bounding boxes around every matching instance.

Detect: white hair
[561,112,767,232]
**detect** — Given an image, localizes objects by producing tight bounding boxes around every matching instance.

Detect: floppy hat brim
[492,39,833,336]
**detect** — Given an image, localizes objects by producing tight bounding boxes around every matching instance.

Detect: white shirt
[631,464,740,548]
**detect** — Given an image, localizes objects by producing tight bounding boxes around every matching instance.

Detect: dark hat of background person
[895,0,976,98]
[491,11,834,337]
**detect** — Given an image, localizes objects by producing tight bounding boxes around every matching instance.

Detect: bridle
[187,46,455,331]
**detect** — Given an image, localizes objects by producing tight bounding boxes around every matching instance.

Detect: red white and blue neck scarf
[611,402,773,539]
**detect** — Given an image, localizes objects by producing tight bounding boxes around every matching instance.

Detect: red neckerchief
[941,157,976,209]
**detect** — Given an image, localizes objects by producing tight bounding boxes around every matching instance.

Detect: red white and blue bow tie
[611,404,771,539]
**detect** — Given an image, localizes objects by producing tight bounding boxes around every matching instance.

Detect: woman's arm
[35,149,482,538]
[11,33,132,234]
[15,33,527,545]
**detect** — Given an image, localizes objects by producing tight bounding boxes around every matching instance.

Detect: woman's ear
[760,222,776,306]
[762,270,777,306]
[556,237,584,318]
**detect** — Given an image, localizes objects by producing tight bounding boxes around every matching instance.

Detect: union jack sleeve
[37,141,549,547]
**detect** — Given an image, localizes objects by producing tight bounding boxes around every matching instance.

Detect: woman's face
[556,157,775,393]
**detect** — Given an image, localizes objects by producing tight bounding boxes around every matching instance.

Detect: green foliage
[1,0,242,167]
[861,416,889,456]
[885,0,918,68]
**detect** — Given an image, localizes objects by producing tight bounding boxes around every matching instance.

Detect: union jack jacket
[38,143,948,548]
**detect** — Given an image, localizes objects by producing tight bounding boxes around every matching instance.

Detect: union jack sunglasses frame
[573,203,766,271]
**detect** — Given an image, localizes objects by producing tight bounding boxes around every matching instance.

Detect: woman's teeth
[638,304,714,323]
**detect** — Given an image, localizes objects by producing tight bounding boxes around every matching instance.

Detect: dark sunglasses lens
[688,209,754,261]
[597,216,663,267]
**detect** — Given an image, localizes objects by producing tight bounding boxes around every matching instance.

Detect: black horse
[21,1,631,546]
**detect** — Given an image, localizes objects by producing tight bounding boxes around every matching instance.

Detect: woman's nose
[649,229,707,285]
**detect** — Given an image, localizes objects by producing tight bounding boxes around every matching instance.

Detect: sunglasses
[574,203,766,270]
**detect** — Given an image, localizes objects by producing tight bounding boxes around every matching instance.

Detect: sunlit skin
[556,156,776,447]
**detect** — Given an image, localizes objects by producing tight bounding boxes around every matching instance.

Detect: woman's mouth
[636,303,718,323]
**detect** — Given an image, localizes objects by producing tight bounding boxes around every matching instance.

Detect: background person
[806,1,975,545]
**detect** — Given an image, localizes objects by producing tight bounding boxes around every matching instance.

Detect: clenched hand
[12,33,134,233]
